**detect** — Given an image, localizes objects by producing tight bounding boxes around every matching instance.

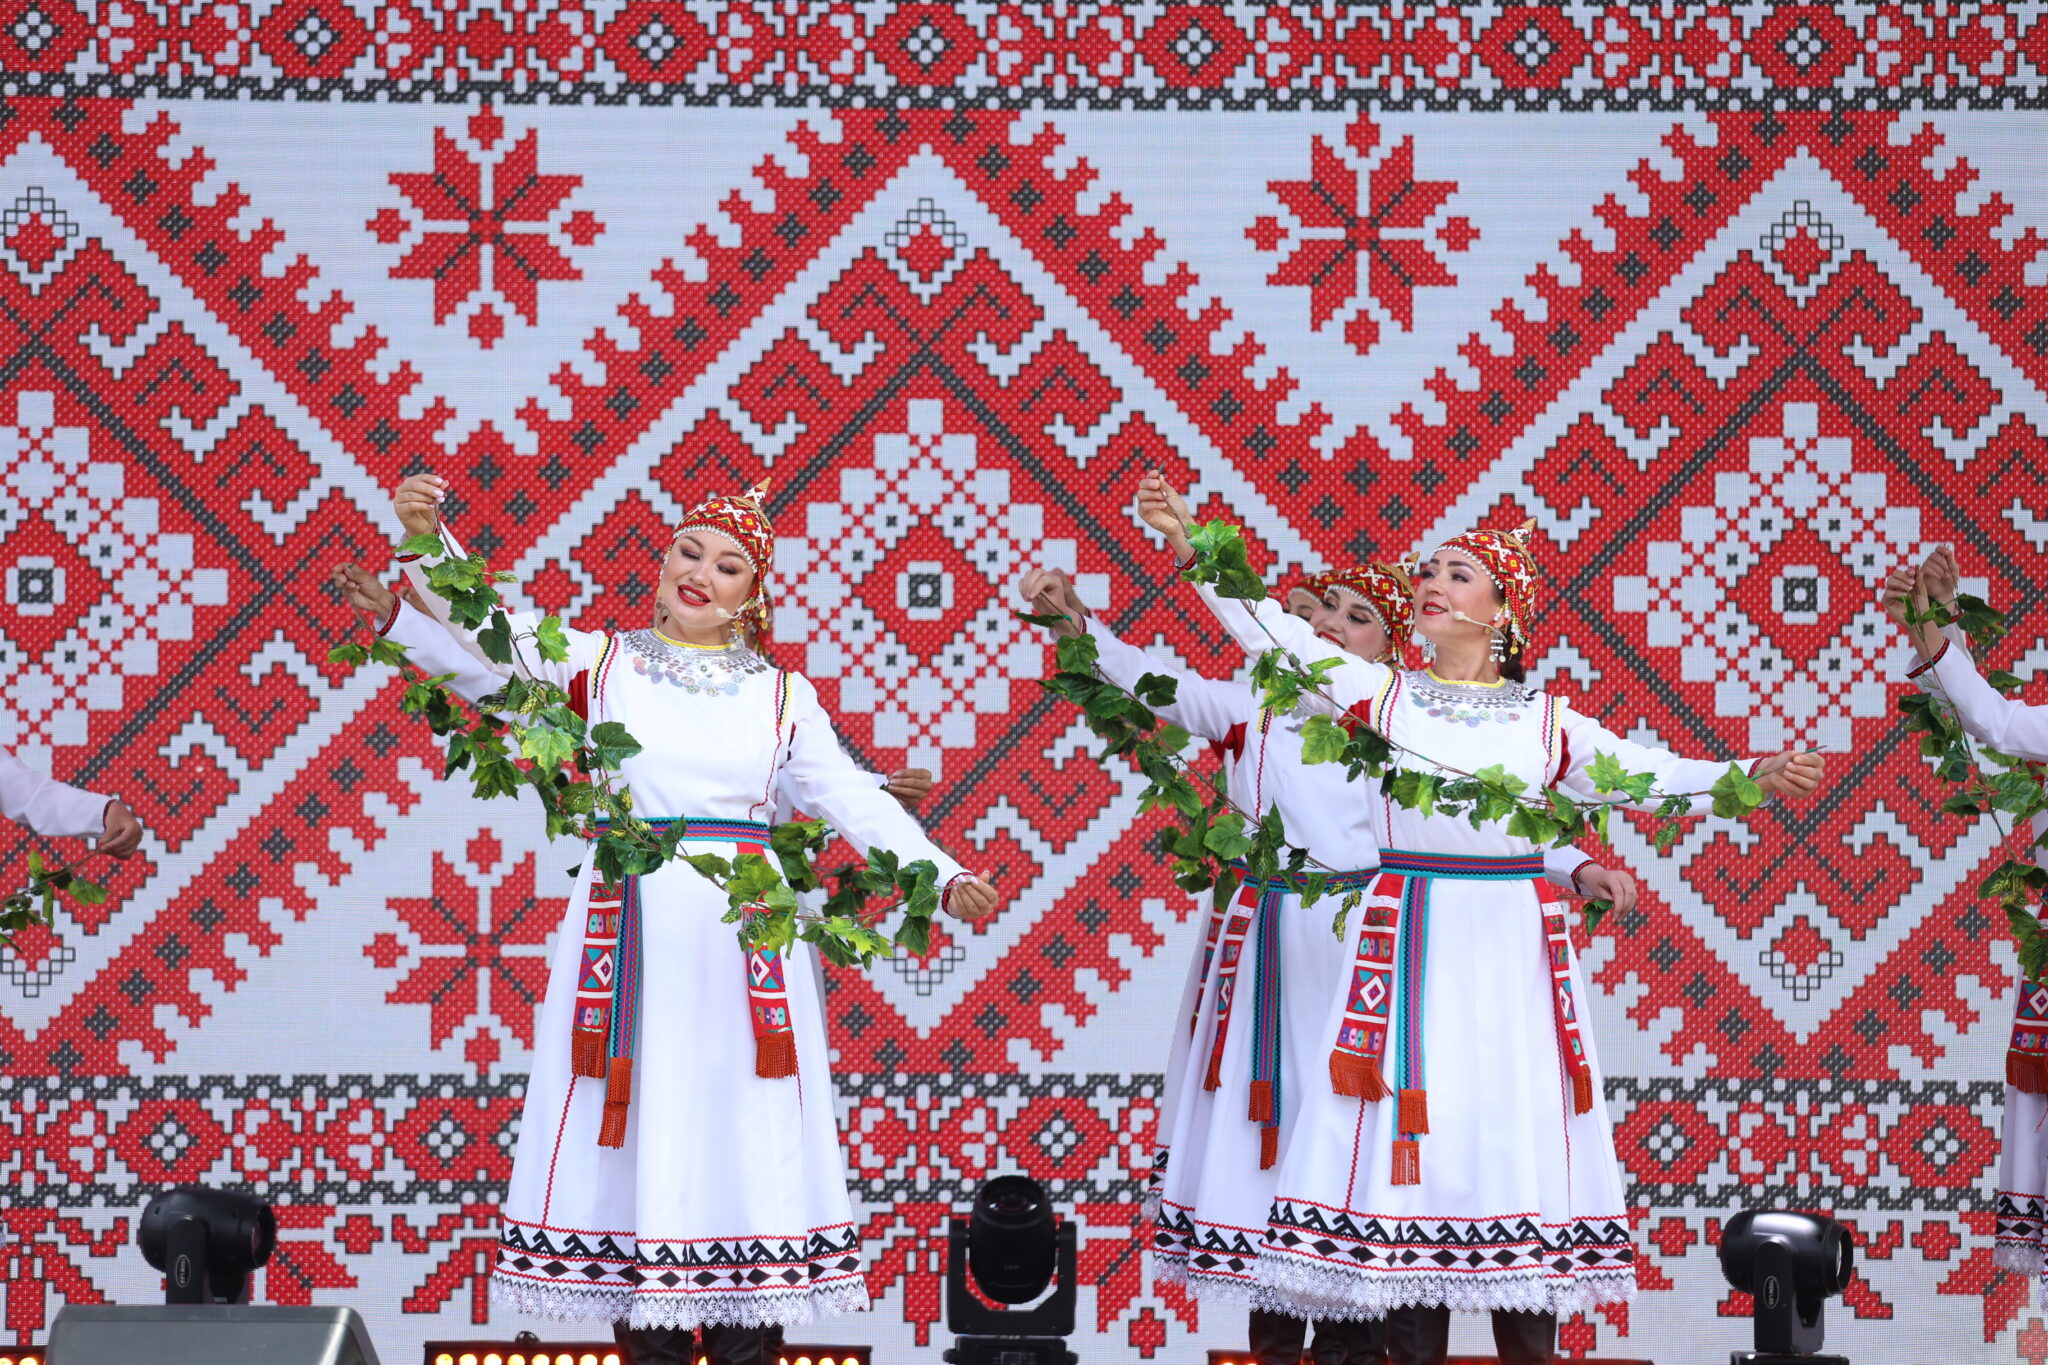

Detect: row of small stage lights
[428,1349,869,1365]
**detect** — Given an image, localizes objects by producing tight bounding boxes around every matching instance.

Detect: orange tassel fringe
[1391,1138,1421,1186]
[1259,1125,1279,1170]
[1204,1049,1223,1092]
[756,1031,798,1080]
[1571,1069,1594,1116]
[1397,1087,1429,1135]
[570,1030,608,1080]
[597,1056,634,1149]
[1329,1050,1388,1101]
[2010,1049,2048,1095]
[1248,1079,1274,1123]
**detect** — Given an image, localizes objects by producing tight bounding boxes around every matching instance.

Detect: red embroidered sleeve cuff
[375,595,402,637]
[942,871,978,916]
[1569,858,1598,897]
[1906,640,1949,678]
[1170,549,1195,575]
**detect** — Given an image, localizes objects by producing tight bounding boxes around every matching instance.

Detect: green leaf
[400,532,447,559]
[327,642,368,666]
[1709,762,1765,819]
[1990,669,2026,695]
[588,720,643,770]
[533,616,571,664]
[1299,714,1351,766]
[517,723,576,771]
[1054,633,1100,676]
[368,638,411,667]
[1133,672,1180,709]
[62,876,108,907]
[1203,811,1254,862]
[1582,898,1612,936]
[475,614,514,666]
[1586,751,1655,803]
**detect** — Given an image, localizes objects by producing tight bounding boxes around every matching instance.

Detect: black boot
[1248,1309,1310,1365]
[613,1321,699,1365]
[1383,1305,1448,1365]
[1310,1316,1389,1365]
[700,1322,769,1365]
[1489,1310,1555,1365]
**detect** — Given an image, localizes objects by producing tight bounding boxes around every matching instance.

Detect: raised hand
[1019,567,1090,638]
[1136,469,1194,560]
[1918,543,1961,609]
[332,563,397,623]
[1754,751,1826,802]
[1879,563,1944,659]
[394,473,447,539]
[98,800,144,860]
[1574,862,1638,916]
[945,873,1001,922]
[884,768,933,811]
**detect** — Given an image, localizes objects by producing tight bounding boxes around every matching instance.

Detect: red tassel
[1390,1138,1421,1186]
[1397,1087,1429,1135]
[2010,1049,2048,1095]
[1203,1048,1223,1093]
[1571,1068,1594,1116]
[1329,1050,1388,1101]
[597,1056,633,1149]
[1247,1079,1274,1123]
[571,1030,609,1080]
[755,1030,798,1080]
[1259,1125,1279,1170]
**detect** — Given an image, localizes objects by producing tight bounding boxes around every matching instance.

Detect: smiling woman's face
[655,531,757,640]
[1310,589,1390,662]
[1412,551,1503,646]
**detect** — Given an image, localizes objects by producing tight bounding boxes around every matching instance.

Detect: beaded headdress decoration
[671,478,774,639]
[1437,519,1539,661]
[1324,555,1417,659]
[1281,571,1332,608]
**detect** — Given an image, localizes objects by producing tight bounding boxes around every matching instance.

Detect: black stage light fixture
[943,1175,1077,1365]
[1719,1207,1855,1365]
[138,1183,278,1304]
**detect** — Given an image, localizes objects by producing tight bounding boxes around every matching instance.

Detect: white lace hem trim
[1253,1253,1636,1320]
[492,1271,872,1330]
[1995,1239,2048,1297]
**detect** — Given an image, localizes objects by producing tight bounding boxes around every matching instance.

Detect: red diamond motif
[0,508,109,662]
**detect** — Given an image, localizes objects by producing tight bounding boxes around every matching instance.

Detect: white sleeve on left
[774,674,969,886]
[0,746,109,841]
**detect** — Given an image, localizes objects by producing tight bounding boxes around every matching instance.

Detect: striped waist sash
[1204,861,1377,1169]
[1328,850,1571,1187]
[571,817,787,1150]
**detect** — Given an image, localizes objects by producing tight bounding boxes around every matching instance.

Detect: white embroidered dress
[1192,585,1755,1318]
[1902,630,2048,1302]
[1090,624,1590,1308]
[380,600,966,1330]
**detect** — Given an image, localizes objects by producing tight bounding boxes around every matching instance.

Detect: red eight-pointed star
[366,104,605,348]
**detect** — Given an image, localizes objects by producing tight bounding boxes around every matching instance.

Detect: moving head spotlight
[138,1184,277,1305]
[1718,1208,1855,1365]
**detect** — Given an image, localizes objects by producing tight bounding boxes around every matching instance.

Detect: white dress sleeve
[1553,701,1763,814]
[1089,623,1253,743]
[379,578,607,692]
[1543,845,1598,893]
[395,524,514,675]
[379,599,531,707]
[0,747,109,841]
[774,673,969,887]
[1188,580,1395,721]
[1913,636,2048,763]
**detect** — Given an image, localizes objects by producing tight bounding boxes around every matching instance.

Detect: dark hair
[1499,644,1526,685]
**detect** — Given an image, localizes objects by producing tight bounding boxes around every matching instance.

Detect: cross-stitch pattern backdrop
[4,4,2048,1362]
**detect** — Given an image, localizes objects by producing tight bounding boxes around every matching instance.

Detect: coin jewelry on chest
[623,629,773,696]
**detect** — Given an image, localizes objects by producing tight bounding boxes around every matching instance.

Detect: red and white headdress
[672,478,775,637]
[1437,519,1539,653]
[1324,556,1417,659]
[1280,570,1332,608]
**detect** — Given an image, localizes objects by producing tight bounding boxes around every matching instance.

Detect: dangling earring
[1420,635,1437,663]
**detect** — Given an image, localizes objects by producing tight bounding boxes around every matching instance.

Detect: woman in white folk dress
[1138,474,1824,1365]
[1886,543,2048,1306]
[335,475,997,1365]
[1022,558,1631,1365]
